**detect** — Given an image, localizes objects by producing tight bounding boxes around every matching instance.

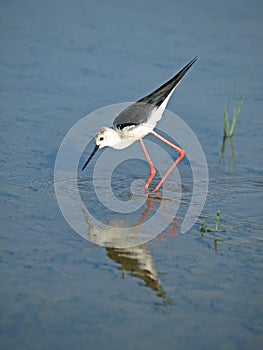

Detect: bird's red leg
[150,130,185,192]
[140,139,156,190]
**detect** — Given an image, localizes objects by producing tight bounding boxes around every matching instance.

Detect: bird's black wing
[113,57,197,130]
[137,56,197,107]
[113,102,155,130]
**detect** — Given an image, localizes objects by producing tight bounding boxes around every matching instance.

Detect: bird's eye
[99,137,104,141]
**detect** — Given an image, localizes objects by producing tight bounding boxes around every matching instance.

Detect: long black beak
[81,144,99,171]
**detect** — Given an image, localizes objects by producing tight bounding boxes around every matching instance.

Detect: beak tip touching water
[81,144,99,171]
[81,163,88,172]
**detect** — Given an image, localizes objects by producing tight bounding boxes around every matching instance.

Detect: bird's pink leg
[140,139,156,190]
[150,130,185,192]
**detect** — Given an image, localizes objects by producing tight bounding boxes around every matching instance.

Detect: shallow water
[1,0,263,349]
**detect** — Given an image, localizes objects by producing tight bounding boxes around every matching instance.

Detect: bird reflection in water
[106,245,166,299]
[83,196,179,307]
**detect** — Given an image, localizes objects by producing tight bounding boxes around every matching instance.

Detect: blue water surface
[1,0,263,349]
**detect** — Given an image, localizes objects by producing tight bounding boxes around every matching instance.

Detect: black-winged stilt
[82,57,197,192]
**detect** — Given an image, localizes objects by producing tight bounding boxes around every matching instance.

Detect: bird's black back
[113,56,197,130]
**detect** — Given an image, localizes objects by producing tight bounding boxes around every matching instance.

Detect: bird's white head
[81,127,121,171]
[94,127,120,148]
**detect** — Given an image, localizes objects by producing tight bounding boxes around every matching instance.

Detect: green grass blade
[223,103,229,137]
[229,86,249,137]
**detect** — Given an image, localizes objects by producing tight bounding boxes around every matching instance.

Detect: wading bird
[82,57,197,192]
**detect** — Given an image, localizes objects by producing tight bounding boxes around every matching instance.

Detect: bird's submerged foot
[144,186,162,199]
